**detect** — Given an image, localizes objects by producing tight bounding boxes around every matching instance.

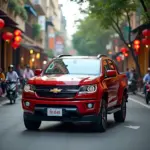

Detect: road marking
[125,125,140,130]
[128,98,150,109]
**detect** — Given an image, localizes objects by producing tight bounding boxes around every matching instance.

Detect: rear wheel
[93,99,107,132]
[24,114,41,130]
[114,95,126,122]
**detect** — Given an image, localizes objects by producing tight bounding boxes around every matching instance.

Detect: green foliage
[9,0,28,21]
[32,24,41,40]
[72,16,114,56]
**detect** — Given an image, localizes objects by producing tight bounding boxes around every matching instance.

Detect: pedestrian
[126,68,130,80]
[23,65,34,80]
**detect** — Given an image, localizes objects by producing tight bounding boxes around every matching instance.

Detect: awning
[0,9,18,26]
[21,44,41,53]
[24,4,37,17]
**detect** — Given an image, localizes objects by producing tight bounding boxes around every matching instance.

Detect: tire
[146,93,149,104]
[114,95,126,122]
[24,115,41,130]
[93,99,107,132]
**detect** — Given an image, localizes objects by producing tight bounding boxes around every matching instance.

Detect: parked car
[22,54,128,132]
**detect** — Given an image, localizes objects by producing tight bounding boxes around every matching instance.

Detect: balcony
[31,0,46,15]
[25,23,33,39]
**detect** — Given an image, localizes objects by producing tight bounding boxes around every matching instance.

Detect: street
[0,95,150,150]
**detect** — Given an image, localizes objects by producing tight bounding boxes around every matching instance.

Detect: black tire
[146,93,149,104]
[114,95,126,122]
[93,99,107,132]
[24,116,41,130]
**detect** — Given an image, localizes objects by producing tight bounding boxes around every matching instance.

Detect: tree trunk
[139,0,150,22]
[129,47,141,78]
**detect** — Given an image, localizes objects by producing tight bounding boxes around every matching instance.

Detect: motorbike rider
[23,65,34,80]
[6,65,19,96]
[143,68,150,94]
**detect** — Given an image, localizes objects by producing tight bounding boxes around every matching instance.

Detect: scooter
[6,80,18,104]
[145,81,150,104]
[128,79,137,94]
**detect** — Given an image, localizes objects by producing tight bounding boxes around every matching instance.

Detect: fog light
[25,101,30,107]
[87,103,93,109]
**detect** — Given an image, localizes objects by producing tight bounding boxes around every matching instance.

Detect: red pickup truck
[22,54,128,132]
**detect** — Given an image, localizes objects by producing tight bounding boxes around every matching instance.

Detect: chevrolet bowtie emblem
[50,88,62,93]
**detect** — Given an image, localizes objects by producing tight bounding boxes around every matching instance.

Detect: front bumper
[22,98,101,122]
[24,111,99,122]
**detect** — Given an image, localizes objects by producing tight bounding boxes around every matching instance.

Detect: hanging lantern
[120,47,127,53]
[14,29,22,36]
[0,18,5,29]
[124,53,128,57]
[36,53,40,59]
[2,32,13,42]
[135,49,139,55]
[14,36,22,43]
[116,56,121,62]
[134,40,140,45]
[11,41,20,49]
[142,38,150,45]
[134,44,140,49]
[142,29,150,37]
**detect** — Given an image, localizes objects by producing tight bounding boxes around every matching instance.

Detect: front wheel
[24,115,41,130]
[93,99,107,132]
[146,93,150,104]
[114,95,126,122]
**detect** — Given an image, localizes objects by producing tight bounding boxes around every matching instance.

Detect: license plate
[47,108,62,116]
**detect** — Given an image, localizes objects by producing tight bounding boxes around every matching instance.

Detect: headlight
[79,85,97,94]
[24,84,35,92]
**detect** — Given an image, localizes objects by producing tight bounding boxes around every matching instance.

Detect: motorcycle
[145,81,150,104]
[128,79,137,94]
[6,80,18,104]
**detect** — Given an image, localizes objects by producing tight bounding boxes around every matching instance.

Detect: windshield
[44,59,100,75]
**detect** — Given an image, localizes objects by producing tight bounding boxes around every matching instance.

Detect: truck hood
[29,74,100,85]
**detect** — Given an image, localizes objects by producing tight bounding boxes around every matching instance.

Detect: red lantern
[142,29,150,37]
[134,44,140,49]
[120,47,127,53]
[135,49,139,55]
[14,36,22,43]
[14,30,22,36]
[11,41,20,49]
[116,56,121,62]
[142,38,150,45]
[124,53,128,57]
[134,40,140,45]
[2,32,13,42]
[0,18,5,29]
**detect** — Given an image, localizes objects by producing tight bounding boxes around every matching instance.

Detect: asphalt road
[0,95,150,150]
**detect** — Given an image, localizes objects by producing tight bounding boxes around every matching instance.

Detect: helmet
[8,64,14,68]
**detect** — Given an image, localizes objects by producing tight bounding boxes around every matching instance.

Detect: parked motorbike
[128,79,137,94]
[145,81,150,104]
[6,80,18,104]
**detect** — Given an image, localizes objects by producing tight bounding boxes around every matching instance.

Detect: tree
[72,16,114,55]
[71,0,142,77]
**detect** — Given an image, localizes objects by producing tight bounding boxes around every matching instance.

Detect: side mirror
[34,69,42,76]
[106,70,117,77]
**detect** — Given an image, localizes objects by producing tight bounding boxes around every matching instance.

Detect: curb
[136,92,145,99]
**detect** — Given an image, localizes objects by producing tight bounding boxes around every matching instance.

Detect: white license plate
[47,108,62,116]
